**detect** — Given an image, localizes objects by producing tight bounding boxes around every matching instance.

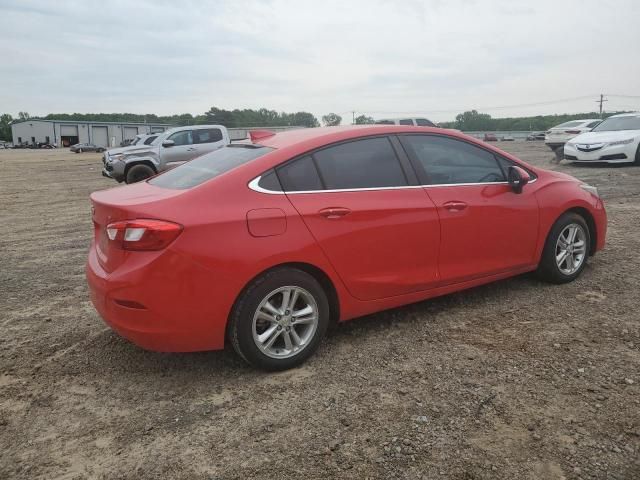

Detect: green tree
[18,111,30,121]
[0,113,13,141]
[322,113,342,126]
[355,115,375,125]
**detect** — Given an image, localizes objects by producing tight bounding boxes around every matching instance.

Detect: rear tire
[125,164,155,184]
[228,268,330,371]
[536,213,590,284]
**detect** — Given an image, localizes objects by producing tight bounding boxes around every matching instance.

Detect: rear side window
[277,156,323,192]
[167,130,192,146]
[401,135,505,185]
[193,128,223,144]
[144,135,157,145]
[150,145,274,189]
[399,119,414,125]
[313,137,408,189]
[374,120,394,125]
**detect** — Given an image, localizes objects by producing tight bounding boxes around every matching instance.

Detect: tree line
[0,107,627,142]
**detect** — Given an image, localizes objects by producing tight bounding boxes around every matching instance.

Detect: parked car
[87,125,607,370]
[501,135,515,141]
[375,117,438,127]
[483,133,498,141]
[102,125,229,184]
[70,143,105,153]
[563,112,640,165]
[545,119,601,153]
[527,132,546,141]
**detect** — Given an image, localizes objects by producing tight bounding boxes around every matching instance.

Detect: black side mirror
[508,165,531,194]
[162,140,175,148]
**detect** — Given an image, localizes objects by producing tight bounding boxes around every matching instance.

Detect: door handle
[187,147,197,151]
[443,201,468,212]
[319,207,351,219]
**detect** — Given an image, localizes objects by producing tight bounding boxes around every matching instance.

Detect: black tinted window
[399,119,414,125]
[375,120,394,125]
[277,156,323,192]
[313,137,407,189]
[167,130,192,146]
[193,128,223,144]
[150,145,274,189]
[416,118,436,127]
[402,135,505,185]
[144,135,157,145]
[257,169,282,191]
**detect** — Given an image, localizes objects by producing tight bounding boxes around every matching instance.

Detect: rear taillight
[105,219,183,251]
[565,130,581,134]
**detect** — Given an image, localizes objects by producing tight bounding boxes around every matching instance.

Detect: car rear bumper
[86,245,228,352]
[563,143,632,163]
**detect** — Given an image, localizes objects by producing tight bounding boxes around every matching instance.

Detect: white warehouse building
[11,119,173,148]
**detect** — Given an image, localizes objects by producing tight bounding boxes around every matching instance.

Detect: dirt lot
[1,142,639,480]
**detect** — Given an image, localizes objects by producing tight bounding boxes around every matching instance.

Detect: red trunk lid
[90,182,185,272]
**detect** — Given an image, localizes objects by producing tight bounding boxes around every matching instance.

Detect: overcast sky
[1,0,638,122]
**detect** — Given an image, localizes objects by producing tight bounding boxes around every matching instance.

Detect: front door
[161,129,199,169]
[278,136,441,301]
[399,134,539,284]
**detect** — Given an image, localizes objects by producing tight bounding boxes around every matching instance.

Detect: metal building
[11,119,173,148]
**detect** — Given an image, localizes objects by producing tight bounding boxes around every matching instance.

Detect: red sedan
[86,126,607,370]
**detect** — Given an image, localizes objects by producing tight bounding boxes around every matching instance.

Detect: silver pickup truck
[102,124,230,183]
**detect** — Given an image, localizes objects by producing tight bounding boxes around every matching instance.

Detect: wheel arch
[124,159,157,178]
[225,262,341,342]
[563,206,597,255]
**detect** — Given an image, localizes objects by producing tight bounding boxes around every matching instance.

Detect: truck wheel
[126,164,155,184]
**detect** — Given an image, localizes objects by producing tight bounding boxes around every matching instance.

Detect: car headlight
[110,153,125,161]
[607,138,634,146]
[580,184,599,197]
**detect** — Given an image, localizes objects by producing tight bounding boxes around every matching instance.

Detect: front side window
[401,135,505,185]
[167,130,192,146]
[312,137,408,190]
[593,116,640,132]
[150,145,274,189]
[399,119,414,125]
[193,128,223,144]
[415,118,436,127]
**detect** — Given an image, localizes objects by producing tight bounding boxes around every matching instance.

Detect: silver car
[102,125,230,183]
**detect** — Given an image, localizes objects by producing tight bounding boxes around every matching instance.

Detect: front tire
[634,143,640,166]
[228,268,330,370]
[125,164,155,184]
[537,213,590,284]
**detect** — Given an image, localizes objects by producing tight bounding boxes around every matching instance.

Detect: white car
[563,112,640,165]
[545,118,601,152]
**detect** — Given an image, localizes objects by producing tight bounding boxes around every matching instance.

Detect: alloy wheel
[252,286,319,359]
[555,223,587,275]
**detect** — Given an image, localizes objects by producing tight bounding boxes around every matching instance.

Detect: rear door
[278,136,441,301]
[399,134,539,284]
[192,128,226,156]
[160,129,198,169]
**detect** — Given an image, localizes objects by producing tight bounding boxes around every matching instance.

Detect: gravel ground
[0,142,639,480]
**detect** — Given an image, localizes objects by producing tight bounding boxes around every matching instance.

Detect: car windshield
[149,144,275,189]
[593,116,640,132]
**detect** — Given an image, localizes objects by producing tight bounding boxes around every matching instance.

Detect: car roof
[609,112,640,118]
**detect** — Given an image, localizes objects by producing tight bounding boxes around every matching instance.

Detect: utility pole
[596,94,608,118]
[352,111,356,125]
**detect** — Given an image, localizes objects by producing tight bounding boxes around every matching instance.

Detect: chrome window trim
[248,176,536,195]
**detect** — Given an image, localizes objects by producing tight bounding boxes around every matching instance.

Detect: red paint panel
[247,208,287,237]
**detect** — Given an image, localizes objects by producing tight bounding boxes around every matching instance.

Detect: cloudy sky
[1,0,638,122]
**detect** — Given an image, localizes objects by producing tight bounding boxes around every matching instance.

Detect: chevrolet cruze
[86,125,607,370]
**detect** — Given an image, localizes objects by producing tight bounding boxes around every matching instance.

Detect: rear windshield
[555,120,585,128]
[593,116,640,132]
[150,144,274,189]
